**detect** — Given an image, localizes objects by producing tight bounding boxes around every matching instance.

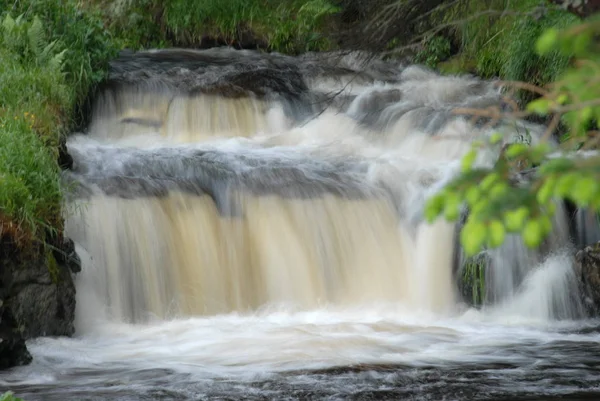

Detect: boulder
[0,300,31,369]
[575,241,600,316]
[0,236,80,369]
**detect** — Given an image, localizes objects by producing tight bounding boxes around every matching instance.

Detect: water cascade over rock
[65,49,581,323]
[3,49,600,401]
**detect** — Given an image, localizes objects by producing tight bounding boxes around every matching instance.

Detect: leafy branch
[425,16,600,256]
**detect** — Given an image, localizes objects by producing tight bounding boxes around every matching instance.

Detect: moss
[461,253,489,307]
[438,54,477,75]
[46,250,59,284]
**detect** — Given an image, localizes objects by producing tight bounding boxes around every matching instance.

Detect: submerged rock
[0,237,80,369]
[575,242,600,316]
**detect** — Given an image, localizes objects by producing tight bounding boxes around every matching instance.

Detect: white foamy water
[2,51,599,400]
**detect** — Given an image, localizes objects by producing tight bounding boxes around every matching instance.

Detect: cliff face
[0,236,80,369]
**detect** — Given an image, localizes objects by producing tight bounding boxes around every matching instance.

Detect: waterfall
[4,48,600,401]
[64,49,582,325]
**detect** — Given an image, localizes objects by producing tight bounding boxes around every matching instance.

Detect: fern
[2,14,16,34]
[48,48,67,72]
[27,15,45,61]
[2,14,18,50]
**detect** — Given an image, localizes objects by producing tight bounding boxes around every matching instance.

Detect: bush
[426,17,600,257]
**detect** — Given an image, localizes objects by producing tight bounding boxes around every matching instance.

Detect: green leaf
[465,186,481,206]
[461,220,488,257]
[536,176,557,205]
[424,193,446,223]
[504,207,529,233]
[540,214,553,237]
[505,143,529,158]
[480,172,499,192]
[443,192,462,221]
[489,132,503,145]
[526,98,551,115]
[539,158,574,174]
[572,31,592,56]
[489,182,509,199]
[556,94,568,105]
[523,218,544,248]
[530,142,552,163]
[554,173,579,197]
[461,149,477,173]
[488,219,506,248]
[536,28,559,55]
[568,175,599,206]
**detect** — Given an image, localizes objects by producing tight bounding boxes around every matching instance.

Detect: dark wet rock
[50,237,81,274]
[0,237,79,369]
[575,242,600,316]
[58,135,73,170]
[107,48,310,102]
[0,299,32,369]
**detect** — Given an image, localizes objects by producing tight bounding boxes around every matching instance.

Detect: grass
[461,253,488,307]
[434,0,579,89]
[91,0,340,53]
[0,3,116,247]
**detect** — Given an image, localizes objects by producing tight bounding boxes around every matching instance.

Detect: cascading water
[2,49,600,401]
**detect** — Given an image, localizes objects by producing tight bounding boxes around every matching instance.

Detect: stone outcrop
[575,241,600,316]
[0,236,80,369]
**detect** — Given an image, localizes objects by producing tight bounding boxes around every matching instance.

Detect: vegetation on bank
[0,0,116,246]
[426,17,600,268]
[408,0,580,90]
[87,0,340,53]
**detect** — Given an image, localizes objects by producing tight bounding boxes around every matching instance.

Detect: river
[2,48,600,400]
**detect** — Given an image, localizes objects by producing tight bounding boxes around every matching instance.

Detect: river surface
[3,310,600,400]
[2,49,600,400]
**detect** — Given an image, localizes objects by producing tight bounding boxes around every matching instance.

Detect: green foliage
[461,253,487,306]
[1,0,118,118]
[0,110,63,239]
[426,17,600,256]
[0,392,24,401]
[0,14,66,242]
[437,0,578,87]
[94,0,339,53]
[415,35,452,68]
[0,1,117,244]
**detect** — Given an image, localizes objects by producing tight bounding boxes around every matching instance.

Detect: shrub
[426,17,600,257]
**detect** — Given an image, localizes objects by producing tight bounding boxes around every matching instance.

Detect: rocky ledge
[0,236,80,369]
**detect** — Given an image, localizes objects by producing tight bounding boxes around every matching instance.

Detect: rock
[0,236,79,369]
[58,134,73,170]
[575,242,600,316]
[0,305,31,369]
